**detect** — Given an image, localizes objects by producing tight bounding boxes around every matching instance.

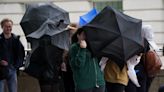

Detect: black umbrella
[83,6,144,69]
[24,38,64,80]
[20,3,70,50]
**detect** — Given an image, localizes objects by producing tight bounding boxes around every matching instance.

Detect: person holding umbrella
[125,25,160,92]
[21,3,71,92]
[25,36,65,92]
[61,23,78,92]
[70,28,105,92]
[81,6,144,92]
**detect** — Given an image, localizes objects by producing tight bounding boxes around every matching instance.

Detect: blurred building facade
[0,0,163,51]
[123,0,164,50]
[0,0,164,92]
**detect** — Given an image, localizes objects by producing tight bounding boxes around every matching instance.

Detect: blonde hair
[1,18,13,28]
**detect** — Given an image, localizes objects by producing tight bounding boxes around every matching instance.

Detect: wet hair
[71,28,84,43]
[72,28,94,56]
[1,18,13,28]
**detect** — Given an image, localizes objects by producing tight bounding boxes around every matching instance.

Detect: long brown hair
[71,28,84,44]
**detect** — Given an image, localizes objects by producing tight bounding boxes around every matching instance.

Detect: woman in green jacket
[70,28,105,92]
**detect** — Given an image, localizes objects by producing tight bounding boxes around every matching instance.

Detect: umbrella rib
[114,14,142,61]
[85,24,120,35]
[85,24,121,53]
[123,36,143,47]
[50,12,69,23]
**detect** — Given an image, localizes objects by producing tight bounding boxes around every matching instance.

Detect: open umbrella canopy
[79,8,98,27]
[24,38,64,79]
[20,3,70,50]
[83,6,144,69]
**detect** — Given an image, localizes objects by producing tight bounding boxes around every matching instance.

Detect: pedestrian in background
[125,25,160,92]
[61,23,78,92]
[104,59,128,92]
[0,18,25,92]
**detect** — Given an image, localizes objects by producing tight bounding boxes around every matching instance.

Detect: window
[91,0,122,11]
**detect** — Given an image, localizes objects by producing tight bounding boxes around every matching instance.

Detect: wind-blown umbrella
[79,8,98,27]
[83,6,143,69]
[20,3,70,50]
[24,37,64,79]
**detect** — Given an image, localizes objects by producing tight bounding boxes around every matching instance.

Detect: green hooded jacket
[70,43,105,90]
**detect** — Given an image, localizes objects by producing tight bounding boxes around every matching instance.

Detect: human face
[77,31,86,41]
[2,21,13,35]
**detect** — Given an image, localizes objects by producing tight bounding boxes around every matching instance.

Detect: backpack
[141,50,162,77]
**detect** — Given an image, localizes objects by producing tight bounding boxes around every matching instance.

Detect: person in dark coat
[0,18,25,92]
[125,38,150,92]
[25,35,64,92]
[61,23,78,92]
[125,25,159,92]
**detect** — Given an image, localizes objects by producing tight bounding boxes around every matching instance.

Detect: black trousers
[62,71,75,92]
[40,83,60,92]
[62,63,75,92]
[125,76,154,92]
[39,79,64,92]
[106,82,125,92]
[76,86,105,92]
[158,85,164,92]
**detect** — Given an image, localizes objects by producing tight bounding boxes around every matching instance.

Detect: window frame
[91,0,123,11]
